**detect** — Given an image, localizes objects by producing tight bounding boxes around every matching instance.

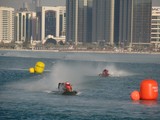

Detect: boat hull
[99,74,109,77]
[62,91,77,95]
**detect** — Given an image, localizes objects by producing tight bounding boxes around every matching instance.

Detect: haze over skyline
[0,0,65,10]
[0,0,159,10]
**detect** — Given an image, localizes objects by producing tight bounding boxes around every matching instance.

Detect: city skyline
[0,0,160,10]
[0,0,159,52]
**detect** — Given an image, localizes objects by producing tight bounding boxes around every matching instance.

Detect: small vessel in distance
[99,69,110,77]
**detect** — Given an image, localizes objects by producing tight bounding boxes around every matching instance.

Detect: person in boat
[65,82,72,92]
[101,69,109,77]
[58,82,72,92]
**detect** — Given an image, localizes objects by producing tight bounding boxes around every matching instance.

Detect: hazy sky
[152,0,160,6]
[0,0,66,9]
[0,0,159,10]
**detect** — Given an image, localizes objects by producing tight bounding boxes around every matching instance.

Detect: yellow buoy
[29,67,35,73]
[34,61,45,74]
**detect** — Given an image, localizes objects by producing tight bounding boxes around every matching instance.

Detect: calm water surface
[0,50,160,120]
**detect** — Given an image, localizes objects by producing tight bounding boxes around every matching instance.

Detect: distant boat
[99,69,110,77]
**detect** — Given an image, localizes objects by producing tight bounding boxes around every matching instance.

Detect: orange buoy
[130,90,140,101]
[140,79,158,100]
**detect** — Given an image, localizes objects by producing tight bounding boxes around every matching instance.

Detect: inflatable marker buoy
[130,90,140,101]
[140,79,158,100]
[130,79,158,101]
[29,67,35,73]
[34,61,45,74]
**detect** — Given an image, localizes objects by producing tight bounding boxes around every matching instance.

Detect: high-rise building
[92,0,115,45]
[37,6,66,41]
[66,0,152,48]
[151,7,160,42]
[66,0,93,44]
[0,7,14,43]
[15,9,37,43]
[66,0,78,44]
[151,7,160,51]
[66,0,116,45]
[118,0,152,48]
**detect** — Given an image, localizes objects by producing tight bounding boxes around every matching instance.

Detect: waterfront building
[118,0,152,48]
[151,7,160,42]
[92,0,114,45]
[0,7,14,43]
[151,7,160,51]
[66,0,93,45]
[15,8,37,44]
[66,0,152,48]
[37,6,66,42]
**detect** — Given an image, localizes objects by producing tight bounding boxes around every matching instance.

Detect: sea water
[0,50,160,120]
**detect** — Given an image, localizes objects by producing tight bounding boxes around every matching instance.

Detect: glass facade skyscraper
[66,0,152,47]
[132,0,152,44]
[66,0,92,44]
[45,10,56,37]
[118,0,152,46]
[92,0,115,45]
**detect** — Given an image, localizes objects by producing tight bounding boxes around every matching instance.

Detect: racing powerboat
[58,82,77,95]
[99,69,110,77]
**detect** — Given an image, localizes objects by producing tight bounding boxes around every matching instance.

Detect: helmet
[65,82,70,85]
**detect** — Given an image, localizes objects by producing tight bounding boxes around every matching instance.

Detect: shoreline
[0,48,160,54]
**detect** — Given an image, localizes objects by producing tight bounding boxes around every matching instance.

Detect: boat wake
[97,64,135,77]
